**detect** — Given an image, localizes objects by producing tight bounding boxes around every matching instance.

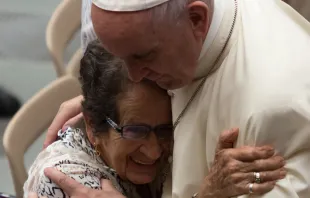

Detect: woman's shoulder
[23,127,121,197]
[44,127,100,162]
[23,154,121,198]
[30,127,104,172]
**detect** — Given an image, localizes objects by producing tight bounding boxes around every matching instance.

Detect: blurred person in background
[0,87,20,117]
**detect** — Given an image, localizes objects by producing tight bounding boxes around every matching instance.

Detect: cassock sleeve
[241,97,310,197]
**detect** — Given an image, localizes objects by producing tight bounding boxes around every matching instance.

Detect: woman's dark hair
[79,40,129,134]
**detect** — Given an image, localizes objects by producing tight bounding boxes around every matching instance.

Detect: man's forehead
[92,0,170,12]
[92,7,154,35]
[92,14,160,53]
[97,17,157,45]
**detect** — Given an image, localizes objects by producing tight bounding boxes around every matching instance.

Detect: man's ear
[84,114,96,145]
[187,1,211,39]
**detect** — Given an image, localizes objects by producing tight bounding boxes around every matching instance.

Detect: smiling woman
[23,40,173,198]
[80,40,173,186]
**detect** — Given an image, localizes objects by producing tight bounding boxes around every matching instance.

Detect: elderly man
[41,0,310,198]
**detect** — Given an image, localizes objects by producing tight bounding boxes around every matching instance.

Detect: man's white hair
[150,0,214,22]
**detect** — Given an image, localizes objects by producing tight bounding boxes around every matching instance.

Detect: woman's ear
[84,114,96,145]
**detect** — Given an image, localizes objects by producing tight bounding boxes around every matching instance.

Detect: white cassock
[90,0,310,197]
[165,0,310,198]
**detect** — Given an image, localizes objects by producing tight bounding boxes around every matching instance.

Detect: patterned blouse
[23,127,171,198]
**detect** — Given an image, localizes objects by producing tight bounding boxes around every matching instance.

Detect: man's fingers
[256,168,286,183]
[229,145,275,162]
[245,156,285,172]
[43,96,83,149]
[27,192,48,198]
[216,128,239,152]
[28,192,38,198]
[43,127,60,149]
[44,167,82,196]
[101,179,116,192]
[62,113,83,130]
[251,181,276,195]
[44,110,78,148]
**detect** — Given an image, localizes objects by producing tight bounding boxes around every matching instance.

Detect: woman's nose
[140,133,163,160]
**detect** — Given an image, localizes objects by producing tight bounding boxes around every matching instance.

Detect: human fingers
[251,168,286,183]
[101,179,126,198]
[43,95,83,148]
[62,113,83,130]
[230,167,286,185]
[228,181,276,197]
[226,145,275,162]
[44,167,84,196]
[27,193,47,198]
[248,181,277,195]
[215,128,239,153]
[101,179,116,192]
[240,155,285,173]
[27,192,38,198]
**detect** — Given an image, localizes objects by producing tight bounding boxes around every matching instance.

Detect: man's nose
[126,63,149,82]
[140,133,162,160]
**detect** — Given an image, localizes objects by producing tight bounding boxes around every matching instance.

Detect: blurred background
[0,0,80,194]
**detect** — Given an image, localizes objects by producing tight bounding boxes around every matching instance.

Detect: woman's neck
[135,184,152,198]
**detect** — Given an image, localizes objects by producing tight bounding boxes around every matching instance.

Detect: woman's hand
[43,95,84,149]
[198,128,286,198]
[28,168,126,198]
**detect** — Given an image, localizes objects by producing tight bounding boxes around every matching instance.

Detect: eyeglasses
[105,117,173,140]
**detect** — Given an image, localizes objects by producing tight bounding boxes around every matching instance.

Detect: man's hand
[43,95,84,149]
[27,192,47,198]
[198,128,285,198]
[27,167,126,198]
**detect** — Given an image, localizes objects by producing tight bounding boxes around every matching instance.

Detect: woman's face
[91,82,172,184]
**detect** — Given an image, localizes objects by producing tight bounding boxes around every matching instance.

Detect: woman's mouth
[131,157,156,165]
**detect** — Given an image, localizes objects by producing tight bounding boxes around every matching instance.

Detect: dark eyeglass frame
[105,117,173,140]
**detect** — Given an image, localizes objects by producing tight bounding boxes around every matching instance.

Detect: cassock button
[167,90,174,97]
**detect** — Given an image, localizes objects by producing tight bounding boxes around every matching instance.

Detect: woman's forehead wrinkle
[118,88,144,121]
[119,103,144,125]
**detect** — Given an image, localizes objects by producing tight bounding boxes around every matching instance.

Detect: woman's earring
[94,143,101,157]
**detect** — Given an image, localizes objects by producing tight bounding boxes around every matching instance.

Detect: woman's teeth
[132,158,155,165]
